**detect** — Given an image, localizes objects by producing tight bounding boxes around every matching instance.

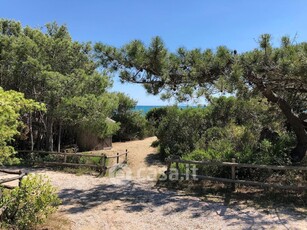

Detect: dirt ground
[1,137,307,229]
[103,137,165,178]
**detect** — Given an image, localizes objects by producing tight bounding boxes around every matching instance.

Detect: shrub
[180,133,295,180]
[157,97,295,166]
[181,149,228,177]
[146,107,168,130]
[250,134,294,165]
[111,92,155,141]
[113,111,149,141]
[0,174,61,229]
[156,107,208,158]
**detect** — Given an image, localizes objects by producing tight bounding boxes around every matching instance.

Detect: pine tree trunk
[57,123,62,152]
[257,84,307,162]
[29,113,34,151]
[46,118,54,152]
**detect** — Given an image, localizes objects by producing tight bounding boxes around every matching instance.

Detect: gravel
[3,137,307,229]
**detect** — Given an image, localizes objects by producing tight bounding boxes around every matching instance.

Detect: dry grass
[158,179,307,214]
[37,213,71,230]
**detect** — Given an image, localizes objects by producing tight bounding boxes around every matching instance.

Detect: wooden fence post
[101,155,107,175]
[117,152,119,164]
[231,158,236,191]
[166,160,171,181]
[18,171,25,187]
[104,155,108,173]
[100,155,104,174]
[176,161,179,177]
[125,149,128,163]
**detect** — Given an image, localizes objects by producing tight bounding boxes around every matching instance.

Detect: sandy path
[103,136,165,178]
[104,137,166,181]
[2,137,306,229]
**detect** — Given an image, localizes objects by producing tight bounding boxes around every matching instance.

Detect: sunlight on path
[12,137,306,230]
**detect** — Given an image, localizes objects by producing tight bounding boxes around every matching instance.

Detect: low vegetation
[0,174,60,229]
[112,93,154,141]
[1,18,306,227]
[145,98,305,184]
[149,97,294,165]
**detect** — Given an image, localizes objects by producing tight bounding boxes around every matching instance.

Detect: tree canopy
[95,35,307,162]
[0,19,119,151]
[0,87,44,164]
[111,93,150,141]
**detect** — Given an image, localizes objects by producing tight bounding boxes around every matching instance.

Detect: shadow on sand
[144,152,164,166]
[57,177,306,229]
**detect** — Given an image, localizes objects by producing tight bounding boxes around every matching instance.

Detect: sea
[134,105,203,115]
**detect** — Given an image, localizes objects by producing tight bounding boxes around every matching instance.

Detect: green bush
[111,93,154,141]
[181,149,230,178]
[156,97,297,181]
[113,111,149,141]
[247,134,294,165]
[180,133,295,180]
[0,174,61,229]
[146,107,168,130]
[79,155,102,165]
[156,107,208,158]
[151,140,160,148]
[155,97,269,160]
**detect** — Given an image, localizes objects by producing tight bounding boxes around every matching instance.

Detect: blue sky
[1,0,307,105]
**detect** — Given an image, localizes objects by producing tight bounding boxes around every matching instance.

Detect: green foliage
[112,93,152,141]
[95,34,307,113]
[146,107,168,130]
[186,135,294,165]
[181,149,225,177]
[0,19,119,151]
[0,87,45,164]
[151,140,160,148]
[64,93,119,138]
[240,134,294,165]
[114,111,149,141]
[180,133,295,180]
[79,155,102,166]
[0,174,61,229]
[96,34,307,162]
[156,107,208,158]
[155,96,295,168]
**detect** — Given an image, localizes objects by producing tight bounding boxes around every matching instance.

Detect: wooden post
[117,152,119,164]
[101,155,107,175]
[100,155,104,174]
[231,158,236,191]
[176,161,179,176]
[125,149,128,163]
[166,160,171,181]
[18,171,25,187]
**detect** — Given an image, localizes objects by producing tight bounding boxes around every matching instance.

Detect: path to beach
[5,137,307,229]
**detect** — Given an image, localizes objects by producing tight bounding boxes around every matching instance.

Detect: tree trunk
[255,82,307,162]
[57,123,62,152]
[46,118,54,152]
[29,113,34,151]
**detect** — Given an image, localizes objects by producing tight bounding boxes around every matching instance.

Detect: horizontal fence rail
[165,158,307,191]
[0,169,27,189]
[105,150,128,170]
[169,159,307,171]
[18,149,129,175]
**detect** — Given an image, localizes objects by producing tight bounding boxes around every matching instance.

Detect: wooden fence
[165,157,307,191]
[0,169,27,189]
[18,150,128,175]
[105,151,128,170]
